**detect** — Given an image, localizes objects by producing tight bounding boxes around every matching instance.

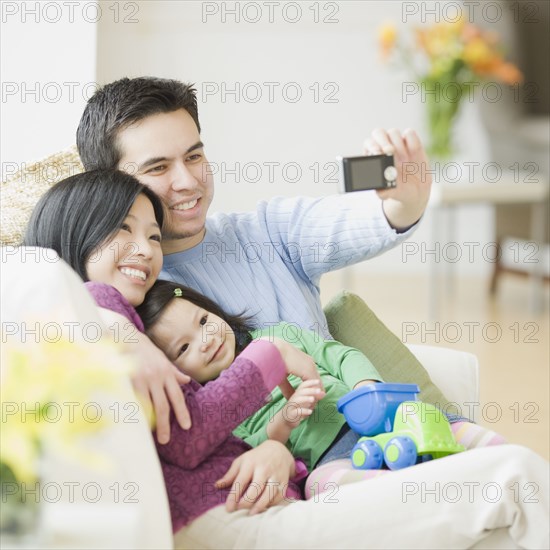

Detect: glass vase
[0,464,40,549]
[424,80,466,161]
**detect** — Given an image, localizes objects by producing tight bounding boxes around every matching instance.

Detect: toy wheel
[351,439,384,470]
[384,436,417,470]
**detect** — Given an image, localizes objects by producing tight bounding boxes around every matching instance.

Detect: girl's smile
[148,297,236,383]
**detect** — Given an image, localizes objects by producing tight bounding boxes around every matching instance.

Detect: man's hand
[215,440,296,515]
[268,379,325,443]
[364,128,432,230]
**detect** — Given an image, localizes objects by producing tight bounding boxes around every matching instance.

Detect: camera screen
[339,154,395,192]
[348,157,386,190]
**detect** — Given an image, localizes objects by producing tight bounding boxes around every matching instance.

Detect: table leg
[528,201,546,314]
[429,207,440,320]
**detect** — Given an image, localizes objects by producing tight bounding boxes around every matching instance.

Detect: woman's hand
[131,331,192,444]
[215,440,297,515]
[98,308,192,444]
[364,127,432,230]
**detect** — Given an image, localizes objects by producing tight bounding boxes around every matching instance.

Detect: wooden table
[428,172,549,318]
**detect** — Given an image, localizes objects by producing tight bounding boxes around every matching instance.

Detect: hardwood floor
[319,270,550,460]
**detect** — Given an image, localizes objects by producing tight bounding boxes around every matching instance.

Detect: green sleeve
[233,422,269,448]
[252,323,383,388]
[242,325,369,469]
[295,327,384,389]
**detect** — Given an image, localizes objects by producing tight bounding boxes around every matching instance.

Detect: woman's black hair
[136,279,254,355]
[23,169,165,280]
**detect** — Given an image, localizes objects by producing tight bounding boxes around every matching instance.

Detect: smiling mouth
[172,198,198,211]
[119,267,147,281]
[211,342,224,362]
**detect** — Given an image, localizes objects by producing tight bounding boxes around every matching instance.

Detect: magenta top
[85,282,305,531]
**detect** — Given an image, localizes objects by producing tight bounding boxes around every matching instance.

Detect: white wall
[95,0,496,276]
[2,1,498,275]
[1,1,97,175]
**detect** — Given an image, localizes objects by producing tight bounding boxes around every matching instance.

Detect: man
[77,76,432,440]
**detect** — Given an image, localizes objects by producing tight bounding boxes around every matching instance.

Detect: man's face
[116,109,214,253]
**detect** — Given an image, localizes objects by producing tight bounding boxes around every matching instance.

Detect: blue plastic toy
[337,383,420,436]
[337,383,464,470]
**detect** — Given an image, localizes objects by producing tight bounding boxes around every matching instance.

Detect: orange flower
[380,19,522,85]
[417,23,461,60]
[379,23,397,59]
[377,18,523,158]
[493,61,524,85]
[415,28,428,51]
[445,16,466,36]
[482,30,500,46]
[462,37,498,73]
[460,23,481,42]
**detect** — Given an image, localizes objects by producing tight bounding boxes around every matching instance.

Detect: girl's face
[86,194,163,306]
[148,298,236,383]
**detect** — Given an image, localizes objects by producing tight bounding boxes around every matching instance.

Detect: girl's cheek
[176,361,190,377]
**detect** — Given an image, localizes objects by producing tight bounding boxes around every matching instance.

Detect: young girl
[137,279,507,499]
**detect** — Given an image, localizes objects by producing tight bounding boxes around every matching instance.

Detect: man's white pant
[175,443,549,549]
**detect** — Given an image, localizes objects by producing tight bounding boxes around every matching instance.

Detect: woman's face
[148,298,236,383]
[85,194,163,306]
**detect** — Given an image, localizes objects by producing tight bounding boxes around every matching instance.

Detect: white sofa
[1,249,480,549]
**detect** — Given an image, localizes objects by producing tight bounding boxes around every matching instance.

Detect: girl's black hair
[23,169,165,281]
[136,279,254,355]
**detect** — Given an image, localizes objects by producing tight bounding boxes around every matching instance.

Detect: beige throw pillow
[1,146,83,246]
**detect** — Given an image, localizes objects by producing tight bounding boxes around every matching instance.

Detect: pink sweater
[85,282,304,532]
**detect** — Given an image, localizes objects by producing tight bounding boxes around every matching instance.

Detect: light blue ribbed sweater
[161,192,416,339]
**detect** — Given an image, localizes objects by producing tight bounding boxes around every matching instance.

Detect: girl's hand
[215,440,296,515]
[267,379,325,443]
[281,379,325,428]
[258,336,324,398]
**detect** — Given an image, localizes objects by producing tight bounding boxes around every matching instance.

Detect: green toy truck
[337,383,464,470]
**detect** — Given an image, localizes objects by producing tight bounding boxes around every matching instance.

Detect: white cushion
[407,344,480,422]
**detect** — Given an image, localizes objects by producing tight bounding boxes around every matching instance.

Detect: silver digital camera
[337,154,397,192]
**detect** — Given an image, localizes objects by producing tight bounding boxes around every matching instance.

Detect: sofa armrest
[1,247,173,549]
[407,344,480,422]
